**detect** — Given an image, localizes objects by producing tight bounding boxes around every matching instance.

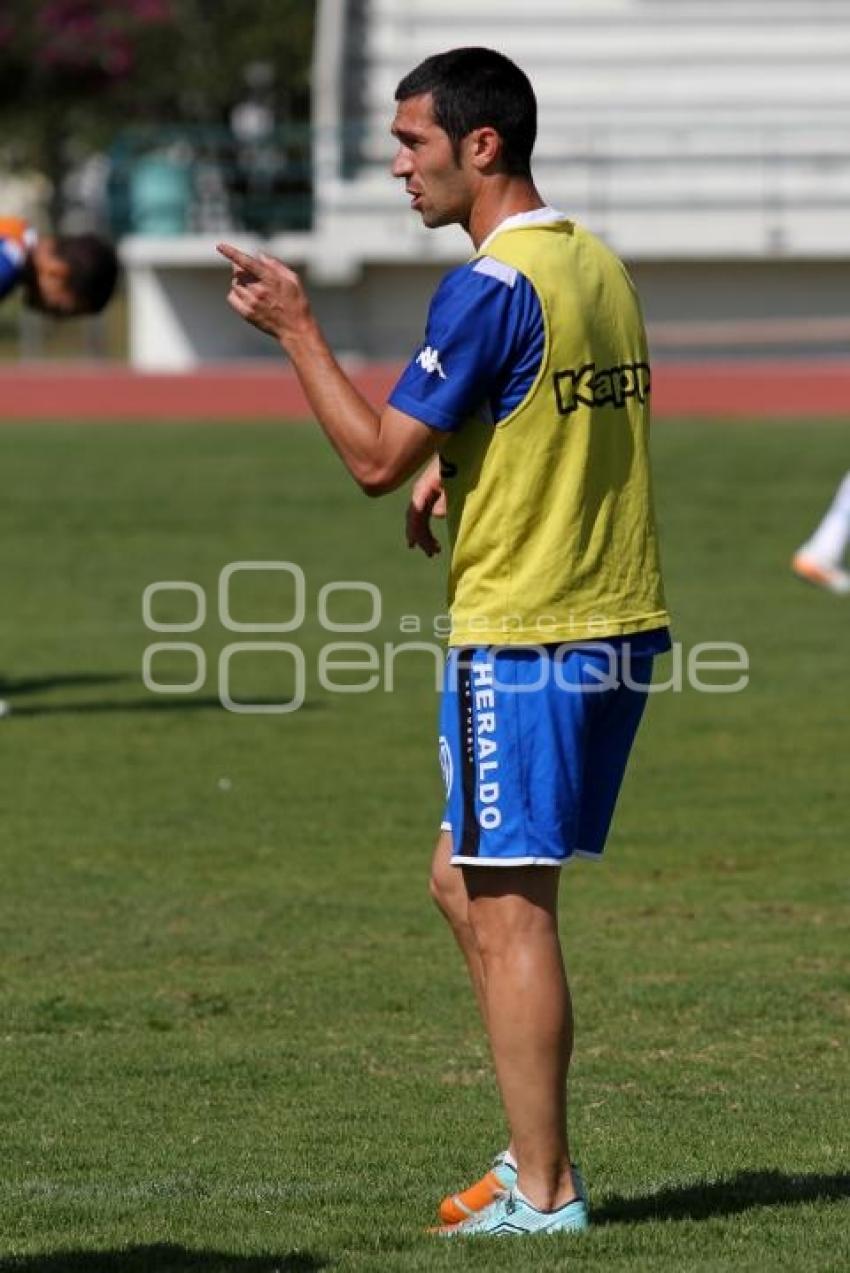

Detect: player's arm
[217,243,439,495]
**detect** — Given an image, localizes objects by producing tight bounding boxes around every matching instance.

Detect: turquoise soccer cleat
[439,1152,587,1224]
[438,1187,590,1237]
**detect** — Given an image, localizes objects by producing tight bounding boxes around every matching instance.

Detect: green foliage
[0,1,314,191]
[0,419,847,1270]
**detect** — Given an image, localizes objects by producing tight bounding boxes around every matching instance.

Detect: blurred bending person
[0,216,118,317]
[0,216,119,719]
[792,473,850,595]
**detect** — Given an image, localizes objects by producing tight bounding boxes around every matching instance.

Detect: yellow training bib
[441,219,669,646]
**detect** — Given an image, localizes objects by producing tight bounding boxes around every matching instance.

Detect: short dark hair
[395,47,537,176]
[54,234,119,315]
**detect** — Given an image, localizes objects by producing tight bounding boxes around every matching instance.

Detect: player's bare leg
[464,864,577,1213]
[429,830,487,1022]
[431,830,530,1222]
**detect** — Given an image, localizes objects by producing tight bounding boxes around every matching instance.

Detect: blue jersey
[389,254,544,430]
[0,217,33,302]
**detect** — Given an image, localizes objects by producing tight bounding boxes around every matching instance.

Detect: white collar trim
[478,205,569,253]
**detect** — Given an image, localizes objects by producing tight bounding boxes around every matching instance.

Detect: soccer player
[0,216,118,317]
[218,46,670,1238]
[791,472,850,595]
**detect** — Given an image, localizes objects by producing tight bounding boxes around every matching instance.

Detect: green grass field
[0,419,847,1272]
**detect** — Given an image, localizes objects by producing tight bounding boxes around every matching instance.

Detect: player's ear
[468,127,502,171]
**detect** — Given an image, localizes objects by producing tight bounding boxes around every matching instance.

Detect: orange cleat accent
[439,1168,510,1224]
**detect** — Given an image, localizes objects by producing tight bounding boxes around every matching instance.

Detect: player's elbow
[357,463,402,498]
[360,478,394,498]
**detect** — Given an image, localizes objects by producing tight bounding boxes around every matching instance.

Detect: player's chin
[418,205,452,230]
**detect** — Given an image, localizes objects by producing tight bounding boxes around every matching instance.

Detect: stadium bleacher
[124,0,850,367]
[319,0,850,253]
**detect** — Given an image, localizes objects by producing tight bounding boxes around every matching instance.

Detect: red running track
[0,360,849,421]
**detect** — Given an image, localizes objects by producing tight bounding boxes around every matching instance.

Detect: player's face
[390,93,473,228]
[24,240,81,317]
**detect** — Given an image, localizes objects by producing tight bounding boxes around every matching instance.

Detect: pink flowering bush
[35,0,171,83]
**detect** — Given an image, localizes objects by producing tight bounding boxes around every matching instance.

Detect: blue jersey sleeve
[388,257,544,432]
[0,237,25,302]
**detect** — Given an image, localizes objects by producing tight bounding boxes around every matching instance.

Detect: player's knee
[467,890,557,960]
[428,866,452,915]
[429,864,465,929]
[465,904,501,961]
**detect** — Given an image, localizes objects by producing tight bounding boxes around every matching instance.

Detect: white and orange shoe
[437,1189,589,1237]
[439,1151,517,1225]
[791,551,850,596]
[439,1152,586,1225]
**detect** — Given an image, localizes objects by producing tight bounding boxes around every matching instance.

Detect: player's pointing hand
[217,243,313,346]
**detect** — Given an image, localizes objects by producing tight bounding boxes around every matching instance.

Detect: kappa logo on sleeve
[553,361,651,415]
[416,345,447,380]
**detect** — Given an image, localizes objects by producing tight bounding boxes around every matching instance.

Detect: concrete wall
[123,246,850,369]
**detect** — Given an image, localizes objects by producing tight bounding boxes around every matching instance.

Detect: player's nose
[391,147,412,178]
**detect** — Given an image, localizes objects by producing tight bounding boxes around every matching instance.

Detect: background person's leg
[792,471,850,593]
[464,864,577,1213]
[801,470,850,565]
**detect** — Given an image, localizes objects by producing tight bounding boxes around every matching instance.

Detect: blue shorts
[439,642,658,867]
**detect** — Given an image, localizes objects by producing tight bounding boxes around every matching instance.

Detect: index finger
[216,242,264,273]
